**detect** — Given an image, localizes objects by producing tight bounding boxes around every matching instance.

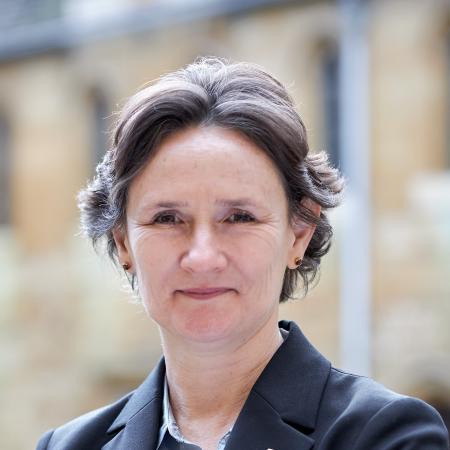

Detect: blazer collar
[102,321,331,450]
[102,358,165,449]
[253,320,331,430]
[224,321,331,450]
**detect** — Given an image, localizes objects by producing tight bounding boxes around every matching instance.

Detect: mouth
[177,287,233,300]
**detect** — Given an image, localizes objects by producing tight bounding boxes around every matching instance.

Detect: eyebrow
[150,198,260,209]
[215,198,260,208]
[153,201,189,208]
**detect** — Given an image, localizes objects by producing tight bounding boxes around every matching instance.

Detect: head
[78,57,344,309]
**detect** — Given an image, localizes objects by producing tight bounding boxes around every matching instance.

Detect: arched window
[447,32,450,168]
[89,87,110,171]
[319,42,341,170]
[0,115,11,225]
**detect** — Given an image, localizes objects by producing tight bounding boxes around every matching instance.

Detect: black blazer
[37,321,449,449]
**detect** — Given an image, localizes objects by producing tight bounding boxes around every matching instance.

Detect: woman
[37,58,449,450]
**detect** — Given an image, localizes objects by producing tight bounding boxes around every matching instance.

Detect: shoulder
[323,366,404,414]
[36,358,166,450]
[36,392,133,450]
[275,321,448,448]
[315,367,449,449]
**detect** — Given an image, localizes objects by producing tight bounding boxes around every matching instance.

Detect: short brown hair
[78,57,344,302]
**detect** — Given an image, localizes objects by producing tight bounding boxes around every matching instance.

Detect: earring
[122,262,130,271]
[294,257,302,268]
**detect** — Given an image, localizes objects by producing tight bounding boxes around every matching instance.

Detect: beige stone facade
[0,0,449,448]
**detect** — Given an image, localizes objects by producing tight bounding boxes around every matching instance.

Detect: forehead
[128,126,287,205]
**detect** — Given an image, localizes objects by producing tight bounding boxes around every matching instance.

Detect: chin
[175,310,241,344]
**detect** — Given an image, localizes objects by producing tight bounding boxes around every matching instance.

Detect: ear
[112,225,133,271]
[287,198,321,269]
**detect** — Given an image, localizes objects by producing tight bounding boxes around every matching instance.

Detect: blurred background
[0,0,449,448]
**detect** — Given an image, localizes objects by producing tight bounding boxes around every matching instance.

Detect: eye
[151,211,182,225]
[226,211,256,224]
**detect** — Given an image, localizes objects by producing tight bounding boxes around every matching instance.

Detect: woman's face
[114,126,317,347]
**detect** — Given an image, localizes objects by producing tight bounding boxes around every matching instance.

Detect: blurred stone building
[0,0,449,448]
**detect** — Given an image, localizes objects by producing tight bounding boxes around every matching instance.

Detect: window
[0,115,11,225]
[0,0,62,30]
[320,45,341,170]
[447,35,450,168]
[90,88,110,170]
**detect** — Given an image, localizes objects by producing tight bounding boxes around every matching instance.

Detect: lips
[178,287,232,300]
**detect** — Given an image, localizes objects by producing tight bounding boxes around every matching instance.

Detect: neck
[160,319,284,441]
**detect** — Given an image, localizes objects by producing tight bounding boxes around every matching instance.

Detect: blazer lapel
[225,321,331,450]
[102,359,165,450]
[224,389,314,450]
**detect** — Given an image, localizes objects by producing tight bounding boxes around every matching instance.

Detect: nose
[180,225,227,273]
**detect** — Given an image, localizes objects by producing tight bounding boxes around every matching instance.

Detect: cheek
[129,230,178,298]
[234,229,290,289]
